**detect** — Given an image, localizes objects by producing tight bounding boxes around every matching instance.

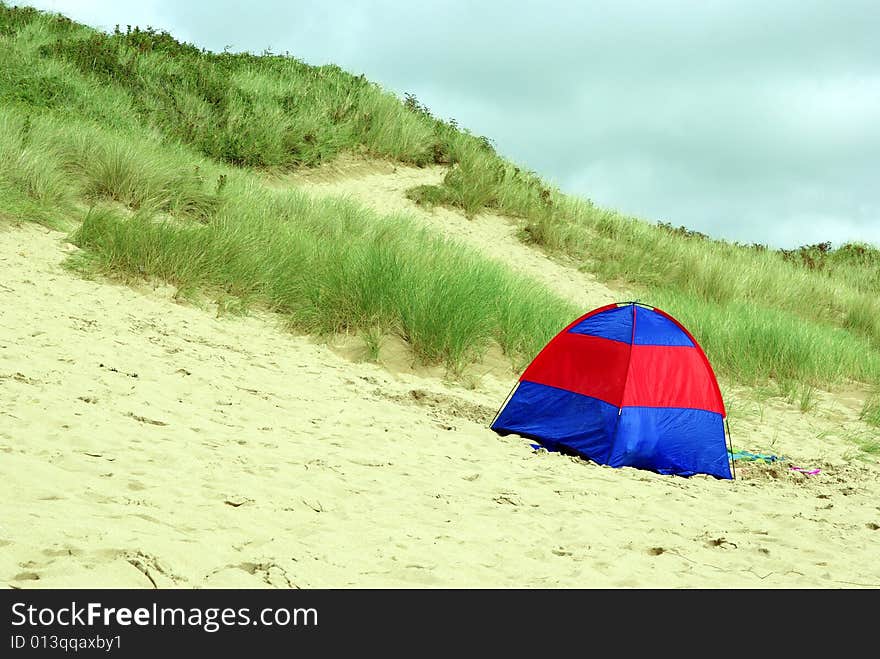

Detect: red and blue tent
[491,302,732,479]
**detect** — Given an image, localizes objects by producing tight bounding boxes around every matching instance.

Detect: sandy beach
[2,161,878,588]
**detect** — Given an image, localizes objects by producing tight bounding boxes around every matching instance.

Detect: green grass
[861,393,880,428]
[774,380,818,413]
[1,2,879,390]
[21,18,466,169]
[0,107,224,226]
[69,186,575,373]
[646,288,880,386]
[842,428,880,457]
[857,439,880,455]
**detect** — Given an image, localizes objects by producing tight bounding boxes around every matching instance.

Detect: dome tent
[491,302,732,479]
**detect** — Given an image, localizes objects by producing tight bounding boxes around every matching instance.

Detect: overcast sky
[24,0,880,248]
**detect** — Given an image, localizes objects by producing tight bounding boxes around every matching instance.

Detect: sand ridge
[274,156,621,312]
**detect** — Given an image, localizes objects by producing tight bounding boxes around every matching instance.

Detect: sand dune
[2,164,879,589]
[276,156,620,311]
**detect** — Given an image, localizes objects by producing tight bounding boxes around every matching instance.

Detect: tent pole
[725,416,736,480]
[490,381,520,428]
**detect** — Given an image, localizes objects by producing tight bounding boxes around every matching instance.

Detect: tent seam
[608,303,637,463]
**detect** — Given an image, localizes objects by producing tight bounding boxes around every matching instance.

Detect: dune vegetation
[0,3,576,374]
[1,3,878,393]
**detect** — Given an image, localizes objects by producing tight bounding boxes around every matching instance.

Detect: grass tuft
[861,394,880,428]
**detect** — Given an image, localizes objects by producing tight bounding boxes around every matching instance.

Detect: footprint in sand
[13,571,40,582]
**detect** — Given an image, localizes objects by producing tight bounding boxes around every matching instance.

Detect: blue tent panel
[608,406,730,478]
[633,305,695,347]
[491,381,620,463]
[568,304,632,344]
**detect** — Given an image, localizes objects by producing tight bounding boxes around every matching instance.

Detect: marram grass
[70,183,577,374]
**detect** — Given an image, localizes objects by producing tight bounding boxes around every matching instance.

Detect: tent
[491,302,732,479]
